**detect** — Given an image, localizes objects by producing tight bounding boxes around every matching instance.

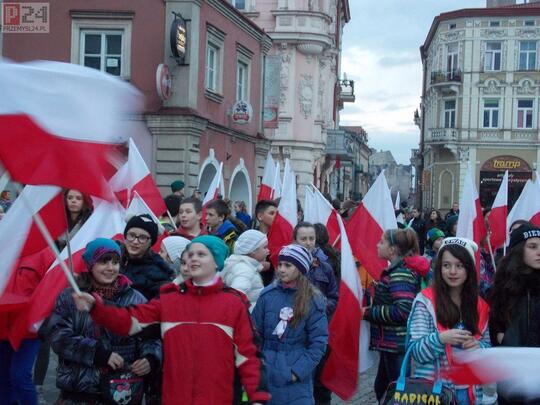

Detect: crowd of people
[1,181,540,405]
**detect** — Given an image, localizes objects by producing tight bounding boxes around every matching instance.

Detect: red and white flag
[109,138,166,217]
[488,171,508,249]
[9,199,127,348]
[507,177,540,231]
[394,191,405,224]
[443,347,540,400]
[0,60,142,200]
[303,185,340,247]
[201,162,223,226]
[346,171,397,279]
[271,162,282,200]
[258,152,275,201]
[0,185,64,295]
[268,159,297,266]
[456,164,487,268]
[321,214,372,399]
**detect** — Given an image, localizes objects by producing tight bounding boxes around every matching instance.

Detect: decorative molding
[206,0,266,42]
[204,89,224,104]
[70,10,135,20]
[516,28,540,39]
[515,78,537,95]
[297,43,324,55]
[236,42,254,59]
[207,23,226,41]
[439,30,465,43]
[481,29,506,39]
[299,74,314,118]
[480,78,504,95]
[279,46,292,111]
[458,146,469,162]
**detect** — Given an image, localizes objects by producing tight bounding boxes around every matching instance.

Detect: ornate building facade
[419,1,540,212]
[234,0,352,199]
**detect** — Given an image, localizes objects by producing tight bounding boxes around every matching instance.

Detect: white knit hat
[234,230,268,255]
[440,237,478,263]
[162,236,190,262]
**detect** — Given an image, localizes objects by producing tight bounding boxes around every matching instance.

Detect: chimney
[486,0,516,7]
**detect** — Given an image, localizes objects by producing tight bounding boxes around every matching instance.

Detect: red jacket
[0,247,55,346]
[91,278,270,404]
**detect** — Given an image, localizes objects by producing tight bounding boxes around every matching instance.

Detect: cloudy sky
[340,0,490,164]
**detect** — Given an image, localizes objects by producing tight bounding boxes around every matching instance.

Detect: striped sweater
[364,259,421,353]
[407,293,491,401]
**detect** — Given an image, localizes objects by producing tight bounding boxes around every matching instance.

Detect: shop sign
[156,63,172,101]
[231,100,252,124]
[481,155,532,172]
[170,13,187,64]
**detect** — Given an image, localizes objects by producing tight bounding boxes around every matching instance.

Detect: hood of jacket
[403,255,431,278]
[222,254,262,276]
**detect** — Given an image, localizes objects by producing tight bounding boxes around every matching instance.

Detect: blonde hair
[290,274,320,327]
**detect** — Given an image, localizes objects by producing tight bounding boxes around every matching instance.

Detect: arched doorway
[229,159,253,214]
[198,149,225,199]
[480,155,532,210]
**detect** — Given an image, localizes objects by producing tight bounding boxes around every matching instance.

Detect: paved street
[42,352,378,404]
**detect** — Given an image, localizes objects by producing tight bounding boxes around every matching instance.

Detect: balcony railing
[428,128,458,142]
[430,69,462,85]
[338,79,355,103]
[326,129,355,159]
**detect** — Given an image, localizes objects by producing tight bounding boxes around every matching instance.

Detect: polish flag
[303,185,340,247]
[456,164,487,269]
[271,162,282,200]
[346,171,397,280]
[126,191,167,252]
[109,139,166,217]
[268,159,297,266]
[394,191,405,224]
[488,171,508,249]
[321,214,371,399]
[443,347,540,401]
[201,162,223,226]
[0,60,142,200]
[258,152,275,201]
[8,200,127,348]
[0,185,64,295]
[507,177,540,231]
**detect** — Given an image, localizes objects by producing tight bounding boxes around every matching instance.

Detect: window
[205,42,220,92]
[484,41,501,71]
[449,23,456,30]
[490,21,500,27]
[232,0,246,9]
[483,99,499,128]
[70,15,132,79]
[525,20,535,27]
[236,60,249,101]
[80,31,123,76]
[517,99,534,128]
[519,41,536,70]
[446,43,459,76]
[444,99,456,128]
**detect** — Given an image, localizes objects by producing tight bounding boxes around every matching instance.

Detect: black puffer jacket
[121,248,174,300]
[49,277,162,397]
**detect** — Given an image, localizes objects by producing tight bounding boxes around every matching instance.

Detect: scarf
[91,278,120,300]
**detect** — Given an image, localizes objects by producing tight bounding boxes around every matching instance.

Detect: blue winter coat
[308,248,339,316]
[251,281,328,405]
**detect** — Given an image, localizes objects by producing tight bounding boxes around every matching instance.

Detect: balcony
[325,129,355,160]
[427,128,458,143]
[430,69,462,93]
[338,79,355,104]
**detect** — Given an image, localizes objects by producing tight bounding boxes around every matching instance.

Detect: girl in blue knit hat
[251,244,328,405]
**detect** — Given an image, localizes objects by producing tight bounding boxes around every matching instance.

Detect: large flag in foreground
[346,171,397,279]
[258,152,275,201]
[443,347,540,401]
[8,200,127,348]
[268,159,297,266]
[0,185,64,295]
[488,171,508,249]
[321,214,363,399]
[0,59,142,199]
[456,164,487,269]
[109,139,166,217]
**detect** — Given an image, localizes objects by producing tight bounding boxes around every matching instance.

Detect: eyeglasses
[126,232,151,244]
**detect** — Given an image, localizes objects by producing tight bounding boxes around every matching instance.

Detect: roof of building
[421,2,540,57]
[369,150,397,166]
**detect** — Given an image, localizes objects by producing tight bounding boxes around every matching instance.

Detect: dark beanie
[124,214,158,245]
[509,224,540,249]
[170,180,185,193]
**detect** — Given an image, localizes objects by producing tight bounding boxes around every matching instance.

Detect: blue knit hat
[82,238,121,269]
[278,244,313,275]
[189,235,229,271]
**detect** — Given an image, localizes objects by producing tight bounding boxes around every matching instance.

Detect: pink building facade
[1,0,271,212]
